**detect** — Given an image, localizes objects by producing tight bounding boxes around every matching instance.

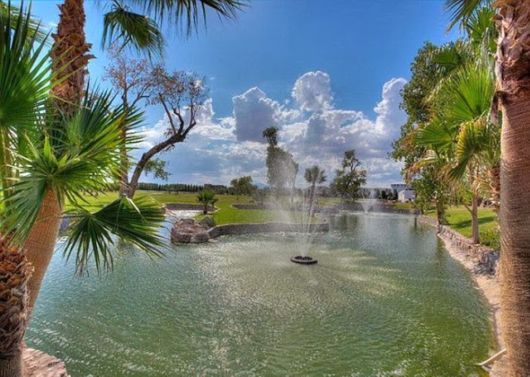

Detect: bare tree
[128,68,208,197]
[105,47,153,195]
[106,50,208,198]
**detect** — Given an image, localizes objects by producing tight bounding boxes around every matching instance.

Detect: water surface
[27,213,493,376]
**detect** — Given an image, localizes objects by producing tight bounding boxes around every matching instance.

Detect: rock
[198,216,215,229]
[23,348,70,377]
[171,219,210,244]
[191,232,210,243]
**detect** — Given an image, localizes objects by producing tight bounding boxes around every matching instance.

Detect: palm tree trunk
[435,197,446,228]
[488,165,501,213]
[495,3,530,375]
[0,354,22,377]
[51,0,91,116]
[0,237,31,377]
[471,193,479,244]
[23,190,63,315]
[499,98,530,376]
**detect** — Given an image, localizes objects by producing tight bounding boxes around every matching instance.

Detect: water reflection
[27,213,492,377]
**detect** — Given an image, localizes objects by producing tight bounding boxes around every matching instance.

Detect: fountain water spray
[360,187,379,213]
[267,176,324,265]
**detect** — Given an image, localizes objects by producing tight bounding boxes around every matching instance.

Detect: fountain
[360,187,379,213]
[267,172,324,265]
[290,255,318,265]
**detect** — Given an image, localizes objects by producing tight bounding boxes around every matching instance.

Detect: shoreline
[420,216,506,376]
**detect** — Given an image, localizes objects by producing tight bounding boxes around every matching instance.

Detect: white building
[398,188,416,202]
[391,183,416,202]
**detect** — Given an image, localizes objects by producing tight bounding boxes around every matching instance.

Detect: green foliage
[330,150,366,202]
[196,189,217,214]
[0,20,165,273]
[445,0,491,29]
[427,205,499,248]
[103,2,163,56]
[64,196,165,275]
[263,127,298,193]
[0,1,50,130]
[102,0,244,54]
[304,165,326,185]
[128,0,244,34]
[230,175,256,196]
[144,158,170,180]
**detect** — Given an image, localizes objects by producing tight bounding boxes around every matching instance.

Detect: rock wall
[207,222,330,238]
[164,203,212,211]
[419,216,499,275]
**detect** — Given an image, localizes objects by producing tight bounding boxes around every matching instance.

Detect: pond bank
[419,216,506,376]
[23,348,69,377]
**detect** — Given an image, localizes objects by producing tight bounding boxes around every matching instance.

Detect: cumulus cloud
[136,71,407,187]
[232,87,280,142]
[292,71,333,112]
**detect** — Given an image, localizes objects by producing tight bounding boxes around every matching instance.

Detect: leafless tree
[106,50,208,197]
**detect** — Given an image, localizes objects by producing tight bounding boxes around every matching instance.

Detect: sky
[30,0,458,187]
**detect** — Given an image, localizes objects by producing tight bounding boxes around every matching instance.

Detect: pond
[26,213,493,377]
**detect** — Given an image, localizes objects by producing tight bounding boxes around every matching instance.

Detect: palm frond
[445,0,490,29]
[450,119,499,180]
[3,88,140,239]
[436,64,494,125]
[0,1,50,130]
[464,5,497,54]
[63,196,165,275]
[0,1,48,43]
[415,120,455,151]
[103,1,163,56]
[125,0,245,34]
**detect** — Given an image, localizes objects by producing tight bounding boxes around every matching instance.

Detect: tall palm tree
[304,165,326,219]
[0,236,31,377]
[51,0,243,115]
[446,1,530,374]
[0,6,164,375]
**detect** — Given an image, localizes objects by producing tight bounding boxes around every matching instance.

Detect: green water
[26,213,493,377]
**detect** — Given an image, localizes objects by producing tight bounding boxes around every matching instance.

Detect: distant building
[391,183,416,203]
[398,188,416,202]
[390,183,408,192]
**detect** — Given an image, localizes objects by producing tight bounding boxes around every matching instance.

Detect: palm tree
[304,165,326,218]
[418,63,497,244]
[446,1,530,374]
[51,0,243,115]
[0,7,164,375]
[197,189,217,214]
[0,236,31,377]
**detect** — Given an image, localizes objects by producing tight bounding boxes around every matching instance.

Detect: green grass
[392,202,415,210]
[427,206,499,249]
[68,191,276,225]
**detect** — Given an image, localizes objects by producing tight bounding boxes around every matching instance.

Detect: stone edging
[418,216,506,376]
[23,348,69,377]
[207,222,330,238]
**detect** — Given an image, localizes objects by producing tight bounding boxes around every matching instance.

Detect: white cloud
[292,71,333,112]
[232,87,280,142]
[135,72,407,187]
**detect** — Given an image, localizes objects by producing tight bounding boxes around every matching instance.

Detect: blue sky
[30,0,458,187]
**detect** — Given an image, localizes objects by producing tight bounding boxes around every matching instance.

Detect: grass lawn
[426,206,499,249]
[392,202,415,210]
[67,191,276,225]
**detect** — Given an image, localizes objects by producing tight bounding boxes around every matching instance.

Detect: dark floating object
[290,255,318,265]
